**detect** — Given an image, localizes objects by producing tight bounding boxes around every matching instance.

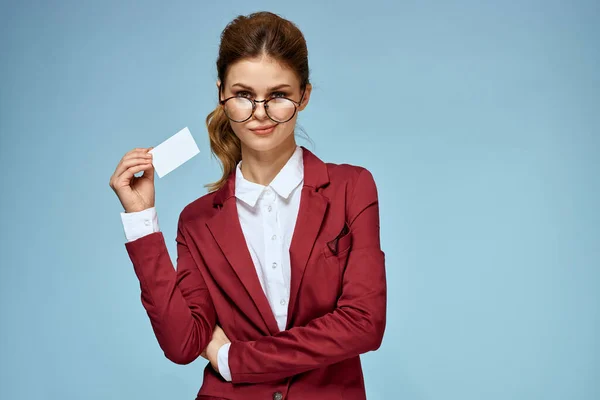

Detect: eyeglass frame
[218,87,307,123]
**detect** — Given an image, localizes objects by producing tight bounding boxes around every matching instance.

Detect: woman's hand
[200,325,231,373]
[109,147,155,213]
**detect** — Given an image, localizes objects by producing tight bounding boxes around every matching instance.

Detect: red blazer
[125,146,387,400]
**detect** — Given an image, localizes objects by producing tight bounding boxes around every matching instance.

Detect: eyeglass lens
[224,97,297,122]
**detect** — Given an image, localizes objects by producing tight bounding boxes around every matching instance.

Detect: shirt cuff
[120,206,160,242]
[217,342,232,382]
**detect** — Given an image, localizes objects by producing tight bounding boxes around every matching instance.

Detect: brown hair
[204,11,311,192]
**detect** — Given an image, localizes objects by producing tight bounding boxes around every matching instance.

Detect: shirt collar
[235,145,304,208]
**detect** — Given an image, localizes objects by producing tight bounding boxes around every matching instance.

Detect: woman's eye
[234,90,287,99]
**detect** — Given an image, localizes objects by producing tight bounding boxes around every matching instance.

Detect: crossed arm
[124,168,386,384]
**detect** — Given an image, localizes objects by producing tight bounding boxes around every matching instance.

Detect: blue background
[1,0,598,399]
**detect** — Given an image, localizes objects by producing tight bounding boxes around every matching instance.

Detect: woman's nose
[253,101,268,120]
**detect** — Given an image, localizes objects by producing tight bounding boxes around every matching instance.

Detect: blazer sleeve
[124,212,217,365]
[227,168,387,384]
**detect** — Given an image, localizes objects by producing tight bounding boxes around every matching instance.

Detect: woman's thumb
[143,147,155,181]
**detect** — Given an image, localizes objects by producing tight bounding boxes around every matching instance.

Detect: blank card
[148,127,200,178]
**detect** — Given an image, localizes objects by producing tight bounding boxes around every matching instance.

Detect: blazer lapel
[206,173,280,336]
[206,146,330,334]
[286,147,330,328]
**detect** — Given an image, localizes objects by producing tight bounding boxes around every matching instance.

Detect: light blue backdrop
[0,0,598,399]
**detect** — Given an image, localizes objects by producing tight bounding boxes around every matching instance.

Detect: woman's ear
[216,80,222,101]
[299,83,312,111]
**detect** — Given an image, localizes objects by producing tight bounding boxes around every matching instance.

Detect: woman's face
[218,55,311,153]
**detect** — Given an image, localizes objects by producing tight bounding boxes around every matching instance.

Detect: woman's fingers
[110,162,153,189]
[118,157,153,174]
[110,148,152,183]
[213,325,224,340]
[121,163,153,181]
[109,147,156,212]
[121,148,152,165]
[113,155,153,181]
[211,325,230,343]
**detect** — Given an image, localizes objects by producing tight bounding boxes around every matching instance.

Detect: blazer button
[273,392,283,400]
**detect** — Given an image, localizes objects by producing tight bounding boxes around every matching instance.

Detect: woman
[109,11,386,400]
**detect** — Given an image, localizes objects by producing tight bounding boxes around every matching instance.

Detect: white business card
[148,127,200,178]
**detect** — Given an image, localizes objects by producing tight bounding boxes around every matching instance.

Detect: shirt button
[273,392,283,400]
[271,234,277,241]
[272,262,277,269]
[267,205,272,212]
[144,220,150,226]
[280,299,286,306]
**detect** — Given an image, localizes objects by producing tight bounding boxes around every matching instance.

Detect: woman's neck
[240,138,297,186]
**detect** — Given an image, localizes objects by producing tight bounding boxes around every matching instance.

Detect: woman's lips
[250,125,277,135]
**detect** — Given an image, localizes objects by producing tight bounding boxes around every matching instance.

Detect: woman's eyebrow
[231,83,292,91]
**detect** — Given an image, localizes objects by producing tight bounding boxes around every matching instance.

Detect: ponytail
[205,105,241,193]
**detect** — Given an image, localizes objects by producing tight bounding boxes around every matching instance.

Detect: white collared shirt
[120,145,304,382]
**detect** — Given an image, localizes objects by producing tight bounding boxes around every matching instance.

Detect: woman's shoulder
[325,161,377,191]
[326,161,367,179]
[177,190,220,225]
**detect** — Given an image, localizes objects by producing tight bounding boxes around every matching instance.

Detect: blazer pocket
[325,222,352,258]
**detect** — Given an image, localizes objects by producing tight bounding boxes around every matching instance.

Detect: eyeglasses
[219,89,306,123]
